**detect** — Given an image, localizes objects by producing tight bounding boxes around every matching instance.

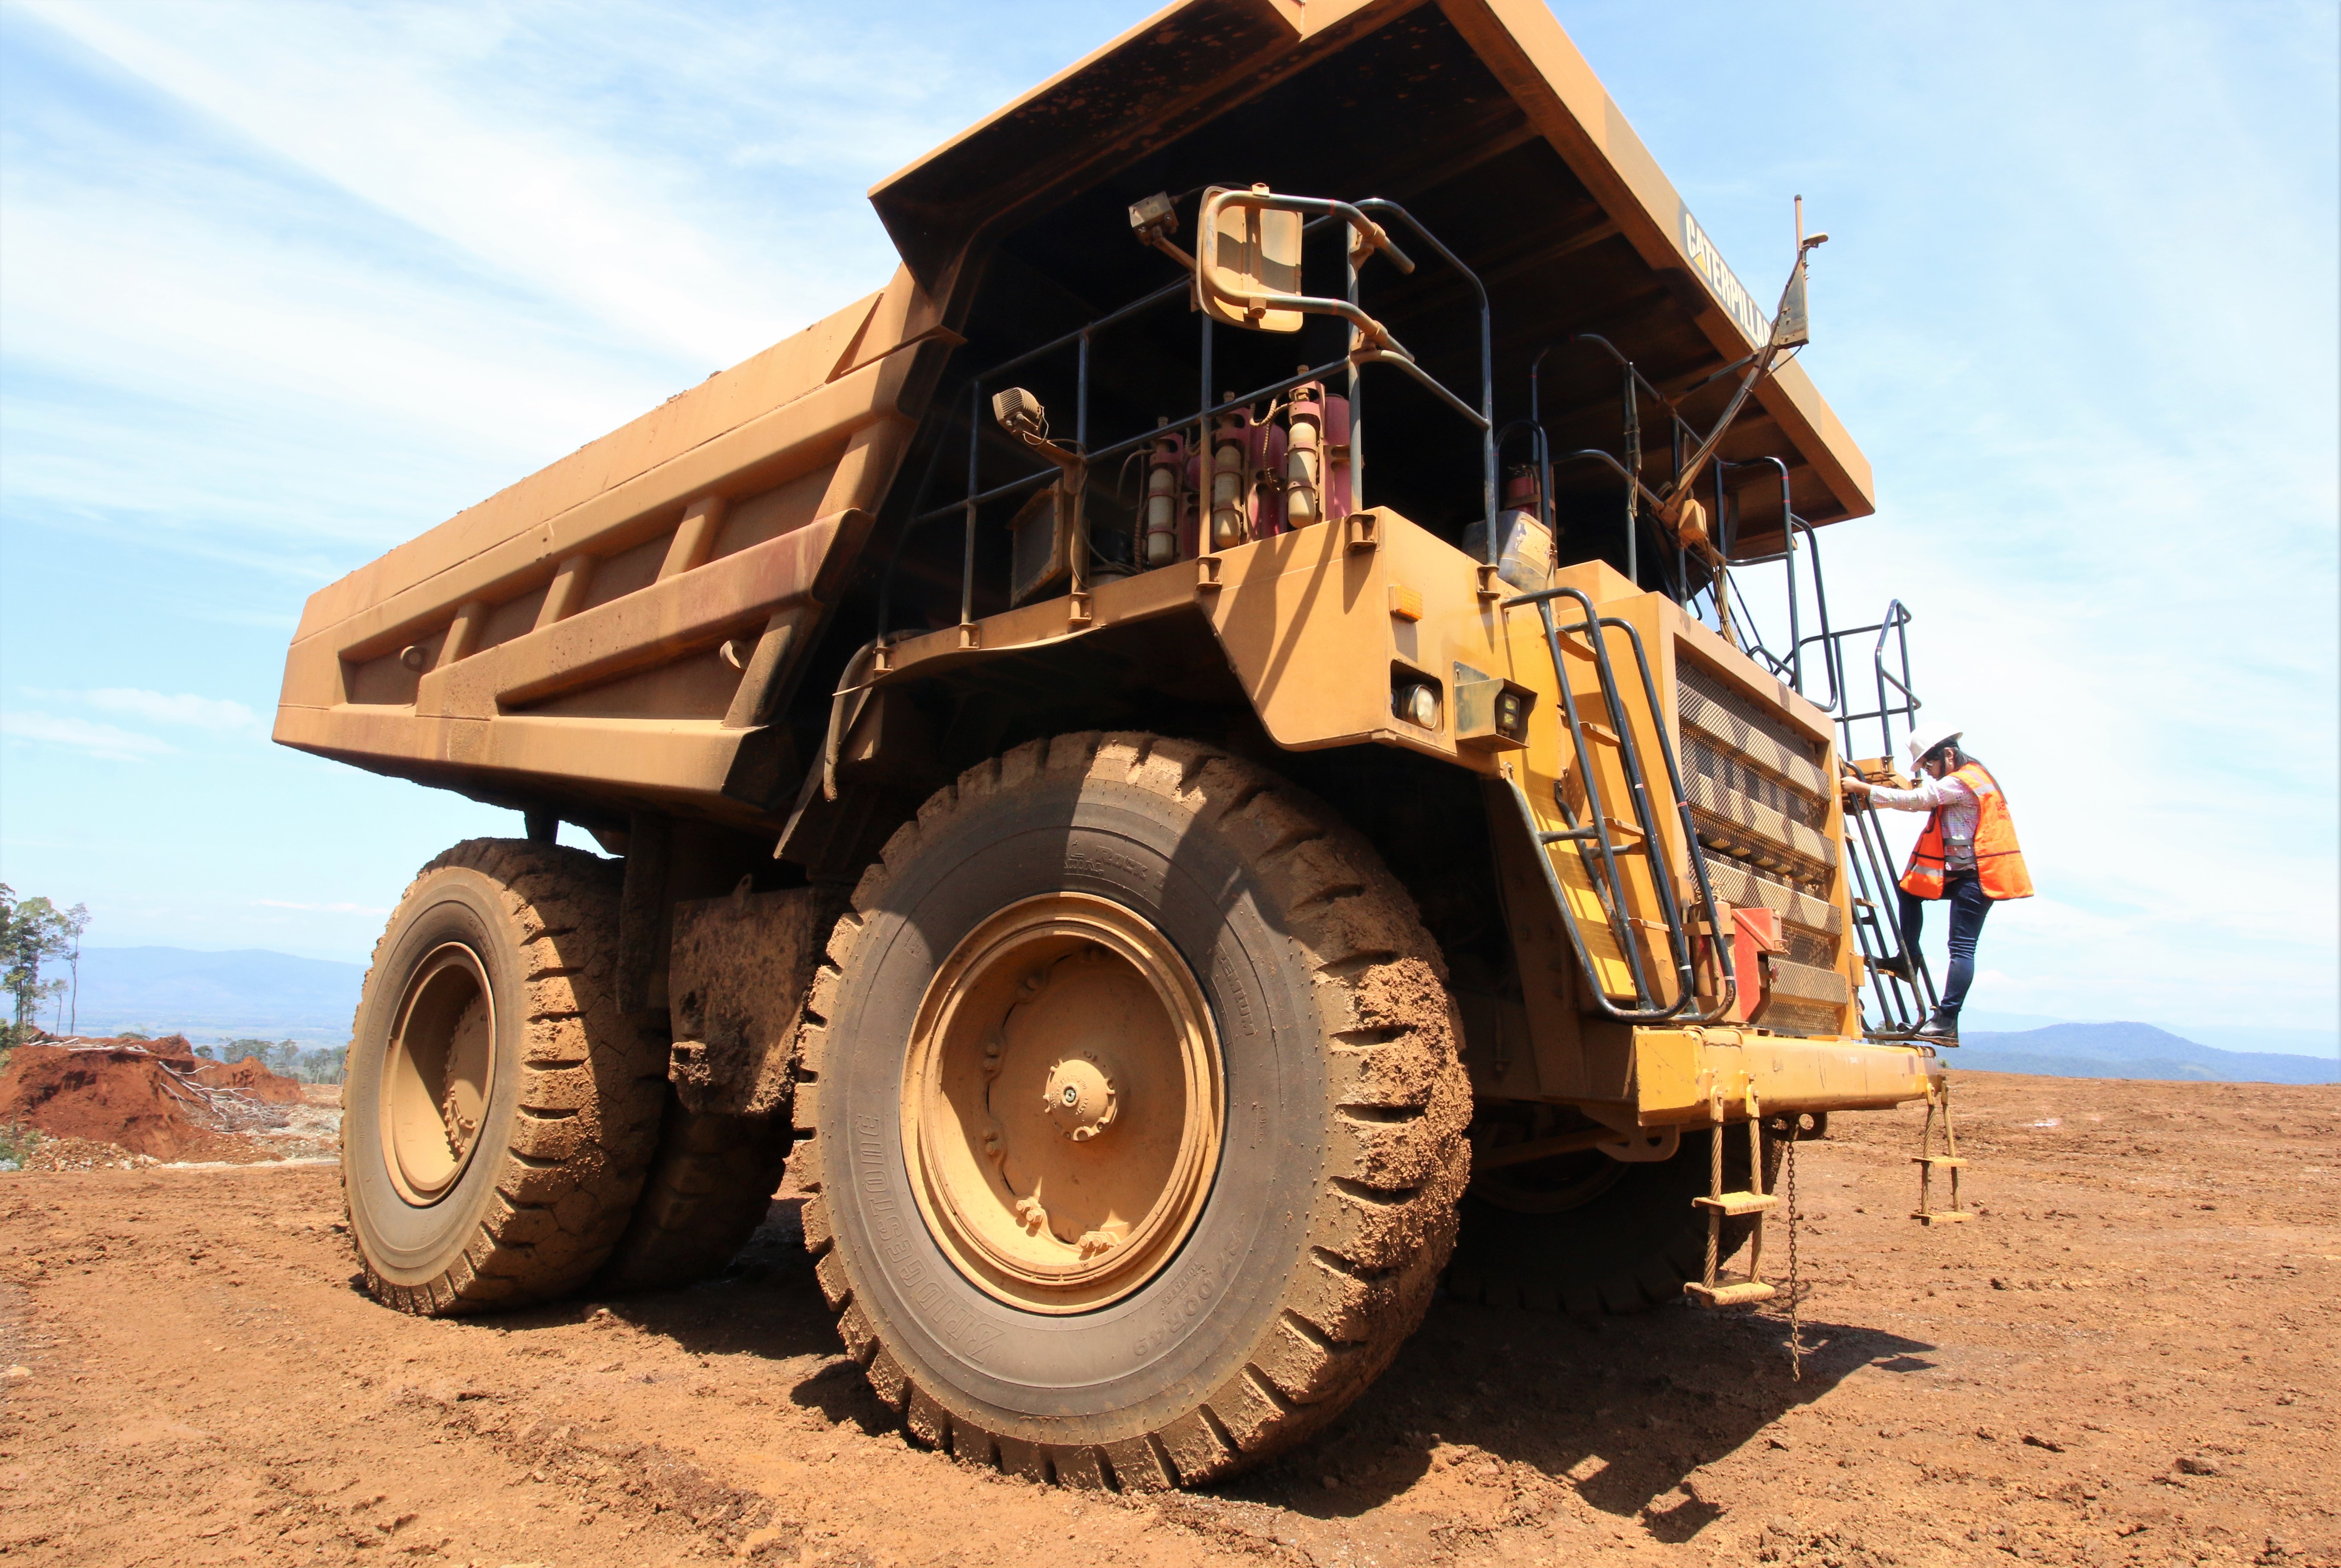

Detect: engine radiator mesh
[1676,653,1852,1038]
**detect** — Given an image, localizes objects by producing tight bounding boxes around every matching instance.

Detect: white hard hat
[1906,724,1963,766]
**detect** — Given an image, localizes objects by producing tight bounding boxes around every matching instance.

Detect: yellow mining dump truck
[281,0,1959,1488]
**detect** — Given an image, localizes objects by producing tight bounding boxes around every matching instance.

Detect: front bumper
[1632,1026,1937,1124]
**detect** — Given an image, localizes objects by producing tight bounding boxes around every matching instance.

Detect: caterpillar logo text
[1681,204,1773,348]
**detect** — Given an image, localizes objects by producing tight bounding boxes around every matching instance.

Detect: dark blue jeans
[1899,870,1992,1014]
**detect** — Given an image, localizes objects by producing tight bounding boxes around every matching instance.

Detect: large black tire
[794,733,1472,1488]
[1444,1122,1780,1315]
[342,840,666,1315]
[597,1094,794,1292]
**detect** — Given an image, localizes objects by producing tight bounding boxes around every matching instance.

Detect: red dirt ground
[0,1069,2333,1566]
[0,1037,307,1161]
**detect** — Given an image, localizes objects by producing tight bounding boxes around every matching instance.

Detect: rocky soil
[0,1069,2332,1567]
[0,1036,320,1164]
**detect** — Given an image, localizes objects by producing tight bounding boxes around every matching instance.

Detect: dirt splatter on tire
[794,733,1471,1486]
[597,1095,793,1292]
[342,840,665,1314]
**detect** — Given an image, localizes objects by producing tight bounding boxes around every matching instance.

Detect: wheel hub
[902,893,1223,1313]
[378,942,496,1205]
[1042,1056,1117,1141]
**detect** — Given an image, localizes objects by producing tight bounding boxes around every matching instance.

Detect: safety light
[1393,682,1440,729]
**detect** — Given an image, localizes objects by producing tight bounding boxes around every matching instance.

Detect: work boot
[1914,1009,1959,1043]
[1871,952,1914,983]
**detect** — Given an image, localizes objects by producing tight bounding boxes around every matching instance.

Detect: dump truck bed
[274,275,955,830]
[275,0,1872,837]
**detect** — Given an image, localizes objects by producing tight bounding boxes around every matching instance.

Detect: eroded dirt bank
[0,1070,2333,1567]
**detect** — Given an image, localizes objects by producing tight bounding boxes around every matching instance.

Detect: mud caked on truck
[280,0,1962,1489]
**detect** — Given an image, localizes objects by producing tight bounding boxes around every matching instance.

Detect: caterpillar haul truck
[281,0,1954,1489]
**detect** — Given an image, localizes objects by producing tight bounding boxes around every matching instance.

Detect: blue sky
[1,2,2334,1044]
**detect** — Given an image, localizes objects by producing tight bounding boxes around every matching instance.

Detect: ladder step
[1910,1156,1968,1169]
[1684,1280,1777,1307]
[1694,1191,1778,1216]
[1911,1210,1970,1225]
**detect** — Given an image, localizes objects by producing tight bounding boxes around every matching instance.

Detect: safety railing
[874,193,1493,645]
[1839,792,1942,1036]
[1798,599,1919,766]
[1501,583,1735,1024]
[1798,598,1939,1037]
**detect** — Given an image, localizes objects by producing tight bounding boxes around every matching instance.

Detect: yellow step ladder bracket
[1911,1075,1970,1224]
[1685,1082,1779,1307]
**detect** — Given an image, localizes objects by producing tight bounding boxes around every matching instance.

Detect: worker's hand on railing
[1839,776,1873,803]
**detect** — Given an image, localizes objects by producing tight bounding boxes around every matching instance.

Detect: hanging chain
[1703,1100,1724,1286]
[1783,1119,1803,1382]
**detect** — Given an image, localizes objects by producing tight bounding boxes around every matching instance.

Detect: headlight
[1393,682,1440,729]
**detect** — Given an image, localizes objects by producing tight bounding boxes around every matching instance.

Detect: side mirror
[1196,184,1304,333]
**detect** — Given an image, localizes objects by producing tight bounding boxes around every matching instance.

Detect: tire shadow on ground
[488,1197,850,1366]
[510,1194,1936,1526]
[1219,1294,1935,1526]
[563,1196,905,1437]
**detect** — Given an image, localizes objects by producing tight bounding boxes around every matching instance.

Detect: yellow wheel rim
[901,894,1224,1313]
[378,942,496,1205]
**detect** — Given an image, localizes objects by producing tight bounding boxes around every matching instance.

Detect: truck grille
[1761,999,1847,1039]
[1677,656,1835,894]
[1677,653,1850,1036]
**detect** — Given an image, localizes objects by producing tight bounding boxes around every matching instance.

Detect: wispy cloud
[0,710,175,763]
[67,689,260,732]
[1,1,2329,1029]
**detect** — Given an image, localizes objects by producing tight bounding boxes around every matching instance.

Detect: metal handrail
[1795,599,1919,762]
[1840,791,1942,1036]
[1350,198,1496,554]
[1502,583,1735,1025]
[882,191,1490,641]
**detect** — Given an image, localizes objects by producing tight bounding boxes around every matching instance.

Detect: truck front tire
[342,840,666,1313]
[795,733,1471,1487]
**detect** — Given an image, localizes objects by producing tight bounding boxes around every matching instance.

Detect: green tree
[1,885,88,1047]
[293,1045,348,1085]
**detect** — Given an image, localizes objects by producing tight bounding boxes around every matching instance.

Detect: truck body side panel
[274,269,952,828]
[863,508,1881,1112]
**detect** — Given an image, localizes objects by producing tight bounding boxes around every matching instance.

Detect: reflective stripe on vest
[1899,763,2034,901]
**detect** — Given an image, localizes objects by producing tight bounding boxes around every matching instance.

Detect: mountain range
[40,945,366,1049]
[1955,1021,2336,1086]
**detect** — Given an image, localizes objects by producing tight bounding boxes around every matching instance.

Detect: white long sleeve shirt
[1868,772,1979,869]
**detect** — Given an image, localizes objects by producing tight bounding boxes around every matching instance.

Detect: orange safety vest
[1899,762,2034,901]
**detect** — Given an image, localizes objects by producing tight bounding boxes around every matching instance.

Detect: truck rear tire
[1445,1122,1779,1314]
[795,733,1471,1487]
[342,840,666,1314]
[597,1094,794,1292]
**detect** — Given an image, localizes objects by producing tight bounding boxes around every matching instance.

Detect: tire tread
[795,732,1472,1487]
[346,839,662,1316]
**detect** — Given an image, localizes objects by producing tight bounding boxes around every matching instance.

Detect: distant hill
[1956,1022,2338,1086]
[1963,1012,2337,1060]
[51,946,364,1049]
